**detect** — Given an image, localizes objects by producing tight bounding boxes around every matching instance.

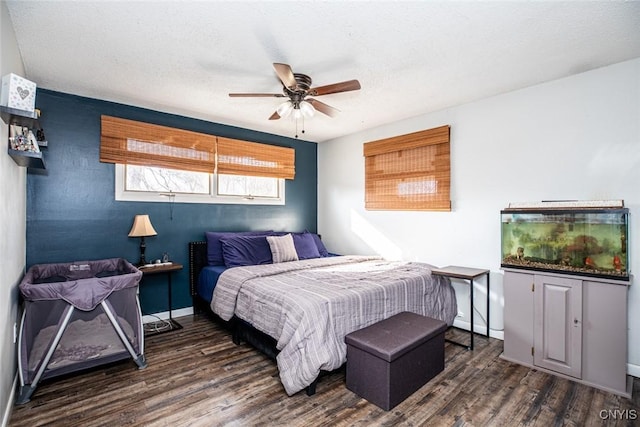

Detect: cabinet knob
[574,318,581,325]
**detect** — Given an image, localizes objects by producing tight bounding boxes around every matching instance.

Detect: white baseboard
[142,309,509,340]
[2,373,18,427]
[452,319,504,341]
[627,363,640,378]
[142,307,193,324]
[142,309,637,378]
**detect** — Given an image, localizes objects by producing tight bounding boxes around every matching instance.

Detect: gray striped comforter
[211,255,457,395]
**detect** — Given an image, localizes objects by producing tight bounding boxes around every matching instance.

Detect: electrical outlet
[13,323,17,343]
[457,311,464,318]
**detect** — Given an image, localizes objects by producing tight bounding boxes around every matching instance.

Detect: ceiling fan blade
[307,98,339,117]
[310,79,361,96]
[229,93,285,97]
[268,111,281,120]
[273,63,297,90]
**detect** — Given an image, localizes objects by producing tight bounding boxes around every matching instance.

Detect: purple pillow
[220,235,273,268]
[205,231,272,266]
[292,232,321,259]
[309,232,329,257]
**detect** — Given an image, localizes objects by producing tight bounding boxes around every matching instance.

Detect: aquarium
[501,207,629,280]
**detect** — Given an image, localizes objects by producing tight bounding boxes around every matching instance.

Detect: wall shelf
[0,105,39,126]
[7,148,45,169]
[1,105,47,169]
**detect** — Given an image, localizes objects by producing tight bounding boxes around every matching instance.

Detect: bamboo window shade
[100,116,216,173]
[217,136,295,179]
[100,116,295,179]
[363,125,451,211]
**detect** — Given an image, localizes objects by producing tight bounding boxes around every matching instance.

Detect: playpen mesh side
[20,287,143,384]
[17,258,145,404]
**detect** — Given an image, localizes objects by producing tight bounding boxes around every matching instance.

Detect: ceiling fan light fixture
[276,101,293,118]
[299,100,315,118]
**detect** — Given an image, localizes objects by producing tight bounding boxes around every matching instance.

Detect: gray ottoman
[345,311,447,410]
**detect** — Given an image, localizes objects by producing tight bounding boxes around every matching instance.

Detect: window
[363,125,451,211]
[101,116,293,205]
[217,174,279,198]
[124,164,210,194]
[115,164,284,205]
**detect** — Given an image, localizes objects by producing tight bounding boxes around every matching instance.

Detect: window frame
[114,164,286,205]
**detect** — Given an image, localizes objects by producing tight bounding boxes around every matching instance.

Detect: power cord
[143,314,173,334]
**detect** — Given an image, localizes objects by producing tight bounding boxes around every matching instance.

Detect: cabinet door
[582,280,629,393]
[534,275,582,378]
[503,271,534,365]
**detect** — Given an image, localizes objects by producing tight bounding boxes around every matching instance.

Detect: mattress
[197,265,228,303]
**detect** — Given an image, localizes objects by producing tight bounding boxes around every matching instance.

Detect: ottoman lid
[345,312,447,362]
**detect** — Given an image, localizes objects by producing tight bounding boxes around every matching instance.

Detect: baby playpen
[16,258,146,404]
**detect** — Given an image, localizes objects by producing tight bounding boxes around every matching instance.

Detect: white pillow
[266,234,299,263]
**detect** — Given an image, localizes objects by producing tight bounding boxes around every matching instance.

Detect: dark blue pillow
[205,231,272,266]
[220,235,273,268]
[309,232,329,257]
[292,232,321,259]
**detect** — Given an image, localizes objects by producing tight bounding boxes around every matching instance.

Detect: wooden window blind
[100,116,295,179]
[100,116,216,174]
[217,136,295,180]
[363,125,451,211]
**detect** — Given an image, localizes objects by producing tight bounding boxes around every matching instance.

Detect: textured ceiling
[6,1,640,143]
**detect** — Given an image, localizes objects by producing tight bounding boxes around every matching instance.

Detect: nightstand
[139,262,183,335]
[431,266,490,350]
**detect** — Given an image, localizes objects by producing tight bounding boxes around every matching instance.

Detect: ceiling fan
[229,63,361,122]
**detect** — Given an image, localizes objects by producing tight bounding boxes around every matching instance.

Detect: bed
[188,231,457,396]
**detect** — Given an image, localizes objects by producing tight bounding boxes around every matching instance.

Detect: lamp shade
[128,214,157,237]
[299,100,315,118]
[276,101,293,119]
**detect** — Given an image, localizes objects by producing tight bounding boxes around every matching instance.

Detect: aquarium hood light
[507,200,624,209]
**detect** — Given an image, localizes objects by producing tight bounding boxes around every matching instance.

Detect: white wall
[319,58,640,374]
[0,1,27,423]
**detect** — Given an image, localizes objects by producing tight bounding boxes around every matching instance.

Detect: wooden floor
[9,314,640,427]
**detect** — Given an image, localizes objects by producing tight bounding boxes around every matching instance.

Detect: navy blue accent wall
[27,89,317,314]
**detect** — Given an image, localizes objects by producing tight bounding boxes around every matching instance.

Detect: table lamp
[128,214,157,266]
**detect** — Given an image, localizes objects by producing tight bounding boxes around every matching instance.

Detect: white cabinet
[502,269,631,397]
